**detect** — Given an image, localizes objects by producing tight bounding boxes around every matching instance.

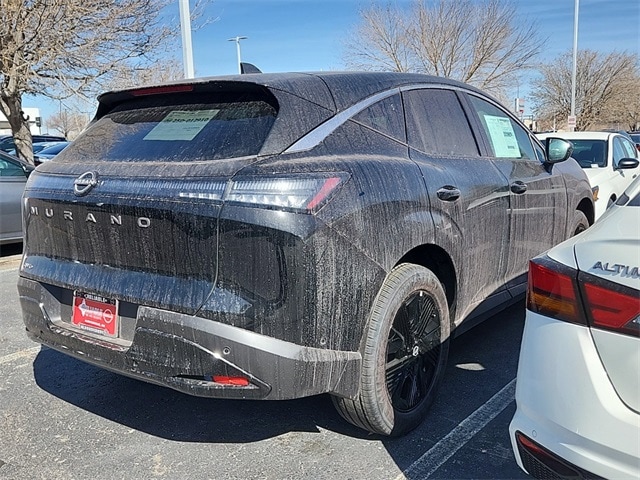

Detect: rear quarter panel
[240,122,438,350]
[554,157,595,230]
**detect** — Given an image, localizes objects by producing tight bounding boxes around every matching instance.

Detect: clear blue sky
[191,0,638,76]
[32,0,639,124]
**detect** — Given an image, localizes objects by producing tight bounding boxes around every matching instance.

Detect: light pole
[179,0,195,79]
[228,36,248,74]
[570,0,579,130]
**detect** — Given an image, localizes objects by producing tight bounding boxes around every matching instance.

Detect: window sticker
[483,114,520,157]
[143,109,220,141]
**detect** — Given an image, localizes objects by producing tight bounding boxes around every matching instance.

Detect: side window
[612,137,627,167]
[0,157,25,177]
[403,89,479,157]
[533,140,546,163]
[352,94,406,143]
[467,95,535,160]
[621,137,637,159]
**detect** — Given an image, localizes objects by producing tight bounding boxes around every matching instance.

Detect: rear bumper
[509,311,640,479]
[19,276,361,400]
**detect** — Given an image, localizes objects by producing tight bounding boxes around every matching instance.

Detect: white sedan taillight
[527,257,640,337]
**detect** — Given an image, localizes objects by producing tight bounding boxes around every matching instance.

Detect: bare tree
[531,50,639,131]
[45,110,89,140]
[344,3,413,73]
[0,0,199,163]
[602,73,640,131]
[344,0,544,96]
[100,58,186,93]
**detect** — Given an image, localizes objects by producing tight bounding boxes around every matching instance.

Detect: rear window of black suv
[63,92,277,162]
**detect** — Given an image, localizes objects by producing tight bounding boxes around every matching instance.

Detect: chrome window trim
[284,83,468,154]
[284,88,401,154]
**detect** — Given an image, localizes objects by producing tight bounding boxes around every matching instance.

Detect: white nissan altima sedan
[509,176,640,479]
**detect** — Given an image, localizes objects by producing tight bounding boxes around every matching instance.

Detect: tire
[332,263,450,436]
[570,210,589,237]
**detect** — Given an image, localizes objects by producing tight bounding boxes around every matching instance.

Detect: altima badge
[73,171,99,196]
[592,261,640,278]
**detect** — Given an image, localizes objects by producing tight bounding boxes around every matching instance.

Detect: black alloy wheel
[386,290,442,413]
[332,263,450,436]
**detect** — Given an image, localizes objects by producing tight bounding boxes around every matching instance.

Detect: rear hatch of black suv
[20,76,335,341]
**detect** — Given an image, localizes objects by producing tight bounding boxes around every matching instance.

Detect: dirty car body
[18,72,594,436]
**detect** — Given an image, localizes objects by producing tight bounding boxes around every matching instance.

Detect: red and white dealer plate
[72,292,119,338]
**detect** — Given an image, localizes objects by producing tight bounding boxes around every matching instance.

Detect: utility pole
[179,0,195,79]
[228,36,248,74]
[570,0,579,131]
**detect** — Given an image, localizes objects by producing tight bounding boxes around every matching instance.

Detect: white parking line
[395,378,516,480]
[0,346,40,366]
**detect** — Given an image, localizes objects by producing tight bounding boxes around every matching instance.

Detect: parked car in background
[0,134,66,154]
[601,129,634,141]
[33,141,70,164]
[7,140,67,158]
[537,131,640,220]
[510,176,640,480]
[0,151,34,244]
[19,72,594,436]
[629,132,640,152]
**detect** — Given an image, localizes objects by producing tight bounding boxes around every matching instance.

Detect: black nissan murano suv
[18,72,594,436]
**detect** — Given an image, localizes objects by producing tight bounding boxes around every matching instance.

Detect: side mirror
[545,138,574,164]
[617,158,640,170]
[22,164,34,177]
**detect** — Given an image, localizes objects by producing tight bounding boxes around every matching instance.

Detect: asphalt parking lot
[0,245,528,480]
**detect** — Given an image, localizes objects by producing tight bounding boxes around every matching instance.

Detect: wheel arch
[576,196,595,226]
[354,243,457,356]
[396,244,457,311]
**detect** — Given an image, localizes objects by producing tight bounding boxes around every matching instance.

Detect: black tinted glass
[533,141,545,163]
[59,92,277,162]
[353,94,406,143]
[404,89,479,156]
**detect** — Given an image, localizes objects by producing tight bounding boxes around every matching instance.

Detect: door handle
[436,186,461,201]
[510,181,527,194]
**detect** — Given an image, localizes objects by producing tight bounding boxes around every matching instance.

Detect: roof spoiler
[240,62,262,74]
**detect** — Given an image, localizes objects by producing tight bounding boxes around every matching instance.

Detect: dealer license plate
[72,292,119,338]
